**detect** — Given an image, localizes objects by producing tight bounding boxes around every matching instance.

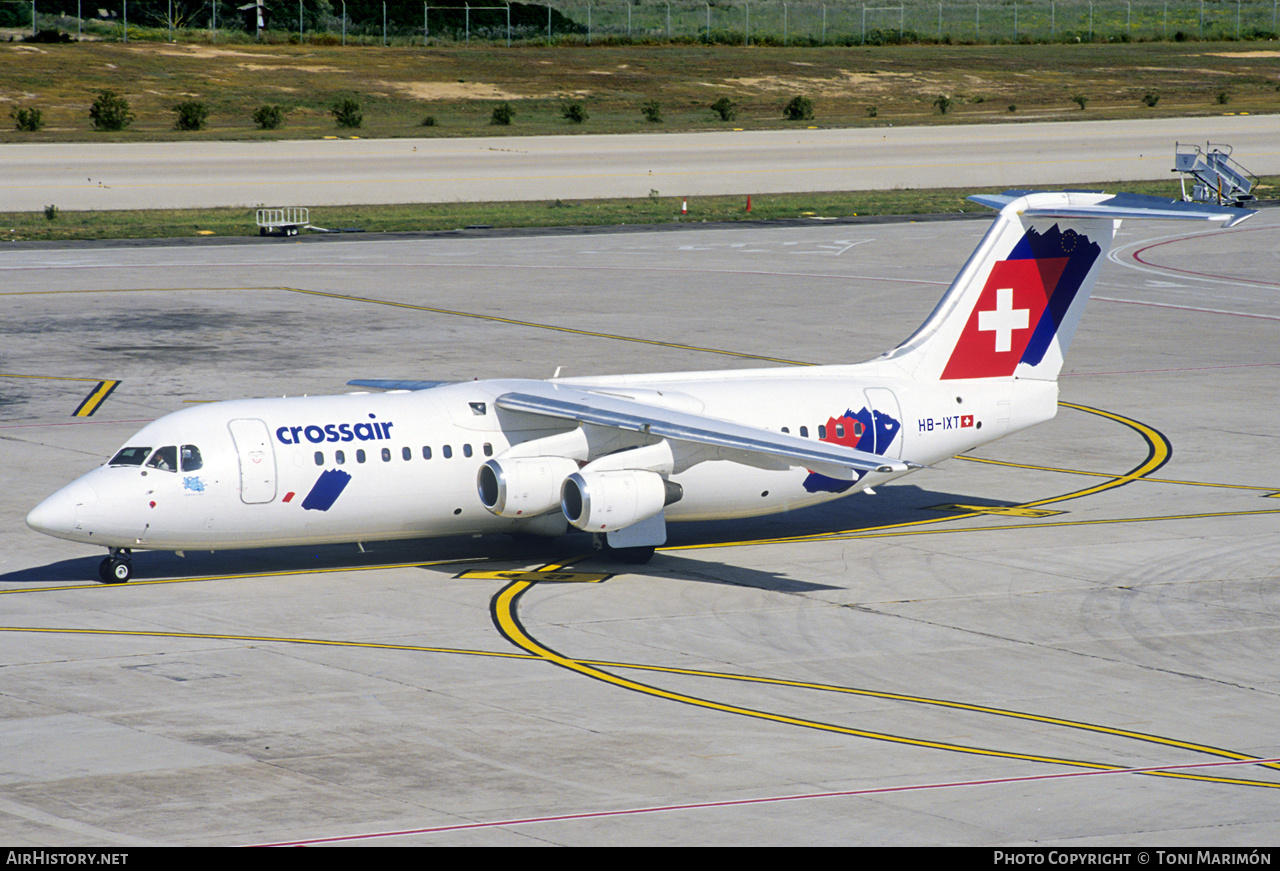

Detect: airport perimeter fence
[4,0,1277,45]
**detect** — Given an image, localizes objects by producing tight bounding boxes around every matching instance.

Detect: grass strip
[10,179,1271,243]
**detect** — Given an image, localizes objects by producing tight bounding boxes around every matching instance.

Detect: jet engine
[477,457,580,517]
[560,469,683,532]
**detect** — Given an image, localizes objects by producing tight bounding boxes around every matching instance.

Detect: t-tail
[880,190,1255,383]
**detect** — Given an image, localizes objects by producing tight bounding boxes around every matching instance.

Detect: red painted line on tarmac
[1094,295,1280,322]
[1129,228,1280,291]
[248,755,1280,846]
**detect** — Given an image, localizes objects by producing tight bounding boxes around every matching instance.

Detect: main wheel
[98,557,132,584]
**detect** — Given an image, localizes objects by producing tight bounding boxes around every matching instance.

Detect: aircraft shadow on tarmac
[5,485,1018,592]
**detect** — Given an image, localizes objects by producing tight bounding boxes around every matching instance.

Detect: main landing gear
[98,549,133,584]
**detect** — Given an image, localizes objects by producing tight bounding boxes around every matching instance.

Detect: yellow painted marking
[0,372,103,382]
[460,569,612,584]
[491,578,1280,789]
[72,379,120,417]
[959,455,1280,494]
[588,659,1280,772]
[1,373,121,416]
[926,504,1065,518]
[8,618,1272,781]
[667,508,1280,552]
[0,556,492,595]
[283,287,808,366]
[0,625,534,661]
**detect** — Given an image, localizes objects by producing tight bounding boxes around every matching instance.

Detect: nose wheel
[98,549,133,584]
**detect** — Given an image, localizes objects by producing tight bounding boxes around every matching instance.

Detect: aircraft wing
[346,379,455,391]
[495,384,917,480]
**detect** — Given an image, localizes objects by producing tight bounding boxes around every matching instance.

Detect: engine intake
[561,469,682,532]
[477,457,580,517]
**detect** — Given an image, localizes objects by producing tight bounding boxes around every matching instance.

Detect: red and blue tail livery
[940,225,1101,380]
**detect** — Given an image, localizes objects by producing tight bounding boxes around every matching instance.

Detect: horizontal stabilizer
[969,190,1256,227]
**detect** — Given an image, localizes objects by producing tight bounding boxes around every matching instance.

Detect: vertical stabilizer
[880,191,1253,383]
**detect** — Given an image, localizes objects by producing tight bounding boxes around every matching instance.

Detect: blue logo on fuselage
[275,413,395,446]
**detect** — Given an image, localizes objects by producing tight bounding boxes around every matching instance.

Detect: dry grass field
[2,39,1278,141]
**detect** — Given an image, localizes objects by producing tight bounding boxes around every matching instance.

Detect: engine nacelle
[560,469,682,532]
[477,457,580,518]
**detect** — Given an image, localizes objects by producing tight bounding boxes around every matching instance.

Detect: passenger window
[483,443,493,457]
[818,425,827,440]
[357,449,366,463]
[381,448,391,462]
[110,446,151,466]
[314,451,324,466]
[799,426,809,438]
[781,427,789,434]
[835,424,845,439]
[146,446,178,472]
[422,446,432,460]
[443,445,453,459]
[402,447,412,461]
[463,444,473,458]
[180,445,203,471]
[336,450,345,465]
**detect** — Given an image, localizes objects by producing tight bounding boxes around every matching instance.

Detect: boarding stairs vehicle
[1173,143,1258,207]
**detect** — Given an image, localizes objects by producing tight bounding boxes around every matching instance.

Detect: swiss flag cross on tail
[941,257,1069,380]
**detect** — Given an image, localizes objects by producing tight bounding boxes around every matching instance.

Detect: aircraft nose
[26,478,98,538]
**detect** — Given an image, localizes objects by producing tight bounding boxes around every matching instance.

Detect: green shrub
[44,204,58,221]
[563,102,588,124]
[89,91,133,131]
[641,100,662,123]
[1142,92,1160,107]
[24,29,73,43]
[421,115,437,127]
[931,94,953,115]
[252,105,284,130]
[490,102,515,125]
[710,97,738,122]
[1072,94,1089,110]
[331,97,362,128]
[12,106,42,132]
[173,101,208,131]
[783,95,814,120]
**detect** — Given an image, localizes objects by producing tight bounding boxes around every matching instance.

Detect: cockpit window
[180,445,203,472]
[109,446,151,466]
[145,445,178,472]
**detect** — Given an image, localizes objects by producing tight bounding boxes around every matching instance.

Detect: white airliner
[27,191,1253,583]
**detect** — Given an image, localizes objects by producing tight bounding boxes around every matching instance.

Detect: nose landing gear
[98,549,133,584]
